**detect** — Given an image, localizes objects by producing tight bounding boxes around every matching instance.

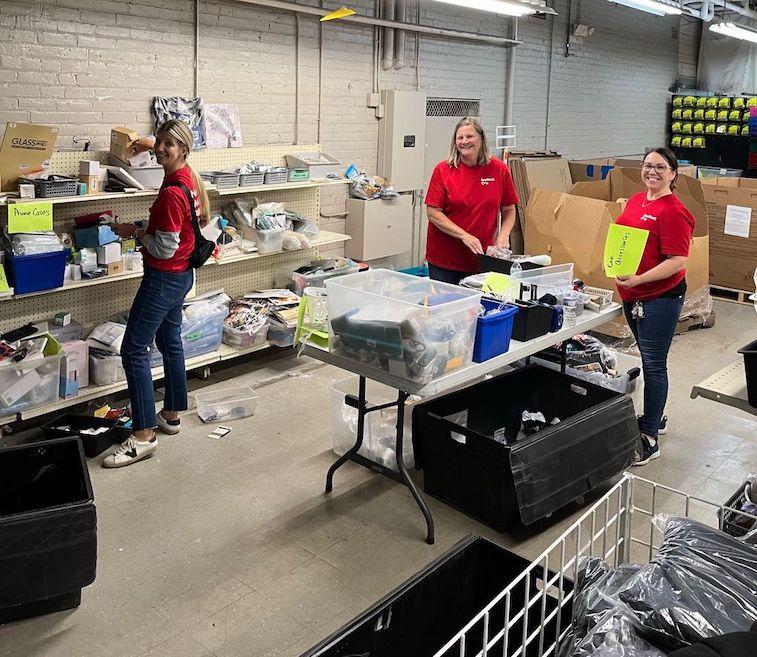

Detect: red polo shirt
[614,191,695,302]
[425,157,519,272]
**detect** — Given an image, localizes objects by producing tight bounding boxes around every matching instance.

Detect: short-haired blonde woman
[105,119,210,468]
[424,117,519,284]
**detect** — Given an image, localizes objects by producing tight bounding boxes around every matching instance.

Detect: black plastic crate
[477,255,543,274]
[510,299,555,341]
[42,414,119,457]
[412,365,639,531]
[738,338,757,407]
[301,535,571,657]
[718,481,757,537]
[0,437,97,622]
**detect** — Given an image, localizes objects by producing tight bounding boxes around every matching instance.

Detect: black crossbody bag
[161,181,215,269]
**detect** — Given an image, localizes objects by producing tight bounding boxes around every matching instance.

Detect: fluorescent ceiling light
[710,22,757,44]
[432,0,537,17]
[610,0,682,16]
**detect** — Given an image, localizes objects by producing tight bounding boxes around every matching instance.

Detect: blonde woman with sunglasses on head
[104,119,210,468]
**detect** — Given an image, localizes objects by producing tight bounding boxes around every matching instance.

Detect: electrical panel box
[378,90,427,192]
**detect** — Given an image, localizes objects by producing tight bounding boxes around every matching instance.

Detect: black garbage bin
[301,535,571,657]
[412,364,639,531]
[0,436,97,623]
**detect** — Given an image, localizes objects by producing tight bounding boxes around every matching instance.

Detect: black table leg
[326,375,366,493]
[394,390,435,545]
[560,339,568,374]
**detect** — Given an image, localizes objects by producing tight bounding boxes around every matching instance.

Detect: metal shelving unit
[690,360,756,417]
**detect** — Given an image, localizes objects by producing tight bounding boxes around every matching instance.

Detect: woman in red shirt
[104,120,210,468]
[614,147,694,466]
[425,117,519,284]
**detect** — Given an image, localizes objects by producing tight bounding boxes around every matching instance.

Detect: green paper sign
[604,224,650,277]
[8,201,53,233]
[482,272,511,295]
[0,264,9,294]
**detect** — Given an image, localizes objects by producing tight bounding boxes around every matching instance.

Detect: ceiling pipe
[230,0,521,46]
[682,0,757,20]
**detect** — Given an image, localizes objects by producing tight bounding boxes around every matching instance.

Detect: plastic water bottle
[563,290,578,330]
[509,258,522,300]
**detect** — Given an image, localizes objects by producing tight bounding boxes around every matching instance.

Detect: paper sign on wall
[0,265,9,294]
[724,204,752,238]
[8,201,53,233]
[604,224,649,277]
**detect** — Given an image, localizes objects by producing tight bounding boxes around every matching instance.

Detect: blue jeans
[623,295,684,438]
[428,263,474,285]
[122,266,194,431]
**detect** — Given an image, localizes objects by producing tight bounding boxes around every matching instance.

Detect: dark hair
[644,147,679,190]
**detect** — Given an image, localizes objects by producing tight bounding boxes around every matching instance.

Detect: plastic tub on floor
[326,269,482,385]
[42,414,120,458]
[412,364,639,531]
[738,338,757,407]
[0,437,97,623]
[301,534,570,657]
[330,375,415,471]
[194,387,259,423]
[473,300,518,363]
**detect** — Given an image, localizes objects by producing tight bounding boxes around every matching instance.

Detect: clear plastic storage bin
[291,263,361,295]
[194,387,259,423]
[254,228,285,254]
[150,305,228,366]
[89,352,125,386]
[267,319,295,348]
[222,323,269,349]
[325,269,482,384]
[330,375,415,471]
[0,354,62,415]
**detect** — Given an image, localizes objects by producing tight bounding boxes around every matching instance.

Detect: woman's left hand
[109,223,138,238]
[616,275,642,288]
[495,232,510,250]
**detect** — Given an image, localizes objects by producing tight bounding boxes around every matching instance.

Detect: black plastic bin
[738,338,757,407]
[301,535,571,657]
[510,299,555,341]
[412,365,639,531]
[42,414,120,457]
[0,437,97,623]
[718,480,757,537]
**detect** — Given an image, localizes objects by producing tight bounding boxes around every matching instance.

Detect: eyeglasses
[641,163,671,173]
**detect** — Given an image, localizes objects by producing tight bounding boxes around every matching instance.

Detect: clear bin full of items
[0,334,63,415]
[325,269,482,385]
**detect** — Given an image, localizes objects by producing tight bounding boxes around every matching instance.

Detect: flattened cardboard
[0,122,59,191]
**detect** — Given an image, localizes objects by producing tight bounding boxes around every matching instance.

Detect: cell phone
[208,425,232,439]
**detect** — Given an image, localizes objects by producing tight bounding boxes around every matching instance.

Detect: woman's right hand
[109,223,138,238]
[461,232,484,255]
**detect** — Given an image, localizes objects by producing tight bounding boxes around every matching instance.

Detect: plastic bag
[679,285,713,325]
[564,516,757,656]
[346,167,382,200]
[152,96,206,149]
[253,202,287,230]
[10,232,63,255]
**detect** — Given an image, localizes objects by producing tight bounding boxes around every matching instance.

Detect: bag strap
[162,181,202,239]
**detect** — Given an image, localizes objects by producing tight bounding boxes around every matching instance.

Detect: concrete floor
[1,299,755,657]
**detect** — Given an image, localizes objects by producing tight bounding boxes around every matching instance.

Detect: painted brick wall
[1,0,685,164]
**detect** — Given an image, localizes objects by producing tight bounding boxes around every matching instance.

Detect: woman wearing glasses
[614,147,695,466]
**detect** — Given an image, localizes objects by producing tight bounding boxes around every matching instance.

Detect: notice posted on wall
[724,204,752,239]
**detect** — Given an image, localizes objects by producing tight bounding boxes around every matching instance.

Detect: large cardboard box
[568,156,696,185]
[524,167,711,338]
[701,176,757,291]
[0,123,59,191]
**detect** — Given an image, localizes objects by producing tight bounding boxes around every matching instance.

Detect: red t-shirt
[143,166,198,272]
[614,192,695,302]
[425,157,519,272]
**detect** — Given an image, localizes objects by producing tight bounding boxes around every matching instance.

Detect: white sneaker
[156,411,181,435]
[103,435,158,468]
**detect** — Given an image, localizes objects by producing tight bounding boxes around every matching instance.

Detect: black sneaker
[634,434,660,466]
[658,415,668,435]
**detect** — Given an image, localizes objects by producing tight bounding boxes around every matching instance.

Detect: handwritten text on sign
[604,224,649,277]
[8,201,53,233]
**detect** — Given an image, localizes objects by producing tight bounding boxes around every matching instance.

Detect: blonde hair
[156,119,210,226]
[447,117,491,168]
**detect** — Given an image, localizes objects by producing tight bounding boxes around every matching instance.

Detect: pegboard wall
[1,144,344,335]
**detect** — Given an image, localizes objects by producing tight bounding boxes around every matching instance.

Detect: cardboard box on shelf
[524,167,711,338]
[701,176,757,291]
[0,122,59,192]
[110,127,138,162]
[106,261,124,276]
[79,160,100,176]
[79,174,99,194]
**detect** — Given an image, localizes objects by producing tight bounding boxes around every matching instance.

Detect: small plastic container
[222,323,269,349]
[738,339,757,407]
[89,351,125,385]
[5,249,68,295]
[254,228,285,254]
[287,168,309,182]
[42,414,119,458]
[510,299,555,342]
[194,387,259,423]
[718,479,757,537]
[326,269,482,384]
[267,319,295,347]
[473,300,518,363]
[239,172,264,187]
[291,263,361,295]
[264,168,288,185]
[21,175,78,198]
[0,353,63,415]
